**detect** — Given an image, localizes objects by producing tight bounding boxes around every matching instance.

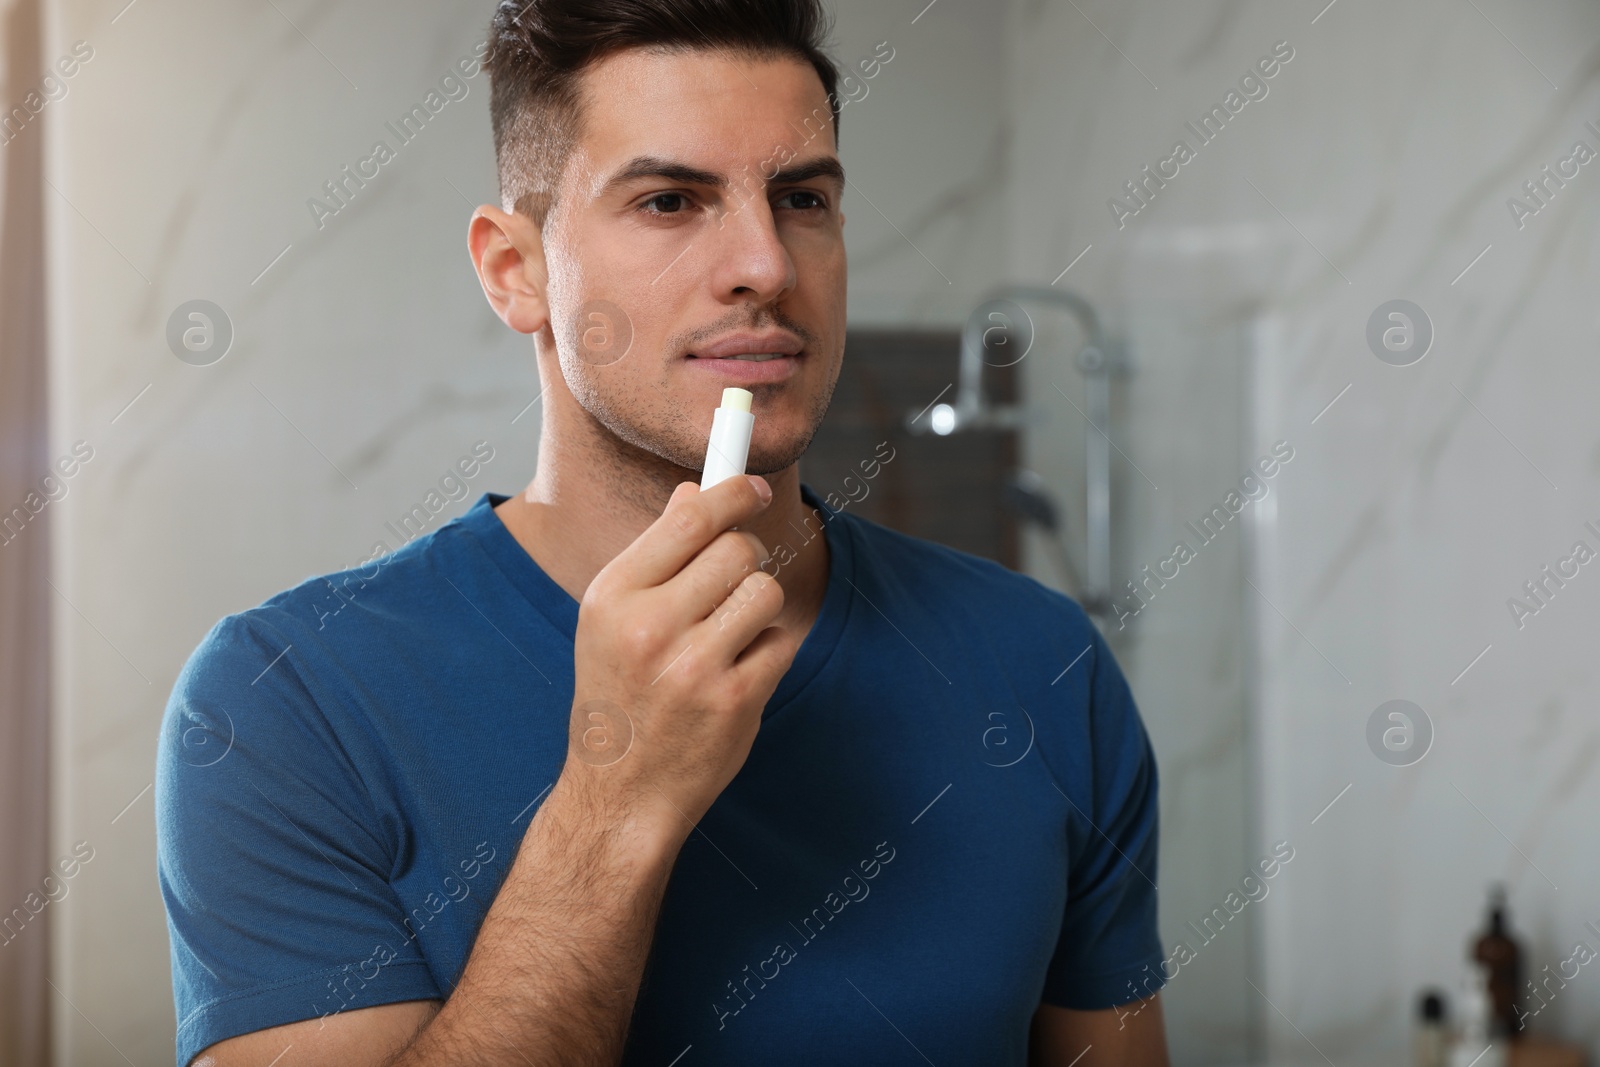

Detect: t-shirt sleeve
[1039,624,1166,1010]
[156,612,442,1067]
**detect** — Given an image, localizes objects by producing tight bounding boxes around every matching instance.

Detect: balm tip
[720,386,753,414]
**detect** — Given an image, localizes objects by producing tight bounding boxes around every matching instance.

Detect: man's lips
[685,330,804,360]
[683,349,802,382]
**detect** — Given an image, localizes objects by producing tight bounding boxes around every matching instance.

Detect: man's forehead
[571,47,835,180]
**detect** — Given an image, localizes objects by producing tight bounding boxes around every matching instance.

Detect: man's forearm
[390,765,687,1066]
[380,474,788,1065]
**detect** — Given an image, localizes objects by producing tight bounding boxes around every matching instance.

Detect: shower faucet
[905,285,1128,616]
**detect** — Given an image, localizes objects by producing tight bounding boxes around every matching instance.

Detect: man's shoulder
[175,505,484,696]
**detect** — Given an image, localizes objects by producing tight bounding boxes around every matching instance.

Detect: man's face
[541,47,847,476]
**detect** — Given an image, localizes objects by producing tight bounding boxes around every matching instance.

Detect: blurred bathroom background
[4,0,1600,1063]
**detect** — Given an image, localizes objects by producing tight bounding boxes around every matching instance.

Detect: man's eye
[779,190,826,211]
[642,193,687,215]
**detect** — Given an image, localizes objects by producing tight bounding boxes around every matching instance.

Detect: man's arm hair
[195,765,688,1067]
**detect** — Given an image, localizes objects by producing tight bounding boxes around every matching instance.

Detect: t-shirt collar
[457,482,854,717]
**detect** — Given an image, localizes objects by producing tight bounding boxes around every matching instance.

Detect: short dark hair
[483,0,842,228]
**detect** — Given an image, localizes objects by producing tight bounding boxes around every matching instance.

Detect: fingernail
[746,475,772,504]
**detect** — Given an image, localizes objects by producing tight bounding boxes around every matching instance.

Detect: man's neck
[491,414,832,645]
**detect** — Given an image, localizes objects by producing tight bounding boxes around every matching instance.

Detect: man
[156,1,1171,1064]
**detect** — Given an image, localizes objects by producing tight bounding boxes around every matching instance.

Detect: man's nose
[709,193,796,301]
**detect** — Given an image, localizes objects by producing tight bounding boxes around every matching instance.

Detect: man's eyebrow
[600,154,847,195]
[603,156,726,194]
[770,157,846,189]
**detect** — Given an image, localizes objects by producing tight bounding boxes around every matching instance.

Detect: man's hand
[564,473,801,826]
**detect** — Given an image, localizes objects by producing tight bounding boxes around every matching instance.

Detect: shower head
[1004,470,1060,534]
[1004,469,1088,603]
[904,285,1115,436]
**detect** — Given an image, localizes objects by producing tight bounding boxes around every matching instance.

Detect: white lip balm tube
[699,386,755,490]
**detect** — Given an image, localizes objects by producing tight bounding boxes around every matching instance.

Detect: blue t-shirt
[156,486,1164,1066]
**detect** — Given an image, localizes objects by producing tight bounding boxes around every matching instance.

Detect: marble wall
[44,3,527,1060]
[1002,0,1600,1063]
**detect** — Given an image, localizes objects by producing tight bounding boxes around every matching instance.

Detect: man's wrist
[545,760,691,874]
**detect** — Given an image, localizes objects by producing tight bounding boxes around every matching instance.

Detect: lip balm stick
[700,386,755,490]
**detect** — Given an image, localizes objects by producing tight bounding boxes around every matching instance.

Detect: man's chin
[743,439,816,478]
[683,439,810,482]
[580,389,823,482]
[606,433,807,484]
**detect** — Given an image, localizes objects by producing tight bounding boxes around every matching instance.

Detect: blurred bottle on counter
[1449,962,1506,1067]
[1416,988,1449,1067]
[1473,884,1524,1037]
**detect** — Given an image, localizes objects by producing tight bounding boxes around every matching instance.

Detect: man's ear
[469,205,550,336]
